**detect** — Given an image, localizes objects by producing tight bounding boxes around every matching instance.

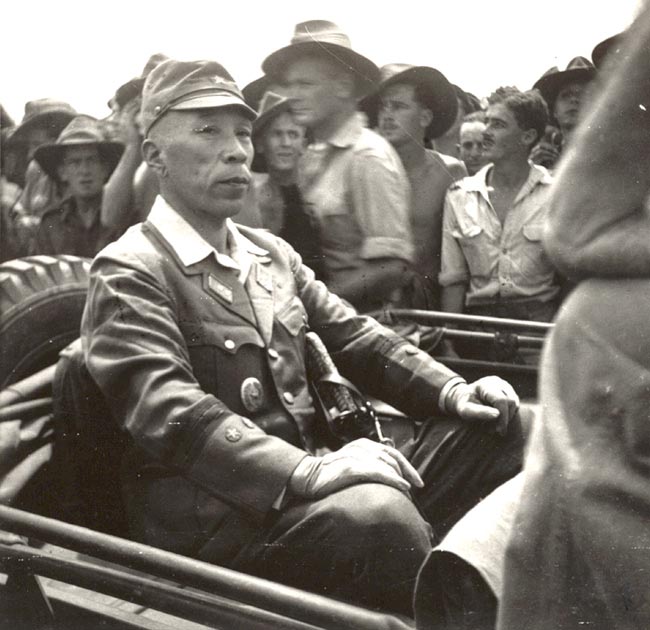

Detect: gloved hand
[445,376,520,435]
[288,438,424,500]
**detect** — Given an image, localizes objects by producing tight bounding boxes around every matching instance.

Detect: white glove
[289,438,424,499]
[445,376,520,435]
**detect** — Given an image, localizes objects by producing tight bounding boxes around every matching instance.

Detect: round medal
[240,377,264,413]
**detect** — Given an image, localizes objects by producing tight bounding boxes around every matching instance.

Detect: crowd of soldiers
[0,23,617,325]
[1,14,644,630]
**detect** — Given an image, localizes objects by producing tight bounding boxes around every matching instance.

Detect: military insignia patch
[207,274,233,304]
[256,265,273,293]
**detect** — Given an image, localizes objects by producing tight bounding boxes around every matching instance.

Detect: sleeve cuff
[438,376,467,413]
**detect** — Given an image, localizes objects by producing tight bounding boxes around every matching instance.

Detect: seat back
[51,339,130,537]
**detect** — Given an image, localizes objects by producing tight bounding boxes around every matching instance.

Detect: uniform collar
[148,195,268,281]
[60,196,101,227]
[324,111,364,149]
[461,162,552,201]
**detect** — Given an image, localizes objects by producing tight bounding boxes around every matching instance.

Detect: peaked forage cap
[141,59,257,136]
[261,20,380,97]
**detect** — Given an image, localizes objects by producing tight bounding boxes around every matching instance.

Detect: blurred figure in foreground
[499,9,650,628]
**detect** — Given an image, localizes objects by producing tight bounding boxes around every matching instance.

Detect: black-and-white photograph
[0,1,648,628]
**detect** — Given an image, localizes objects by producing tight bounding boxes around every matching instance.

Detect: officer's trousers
[197,414,524,617]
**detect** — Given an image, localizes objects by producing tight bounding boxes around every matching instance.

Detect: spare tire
[0,255,90,388]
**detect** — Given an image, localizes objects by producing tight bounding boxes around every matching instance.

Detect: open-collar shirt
[298,112,414,289]
[439,163,558,306]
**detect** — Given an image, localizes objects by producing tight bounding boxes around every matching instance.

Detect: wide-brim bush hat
[112,53,170,110]
[533,57,596,109]
[33,115,124,181]
[6,99,77,148]
[360,63,458,139]
[262,20,380,98]
[592,33,625,69]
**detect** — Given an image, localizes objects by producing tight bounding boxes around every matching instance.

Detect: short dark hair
[487,86,548,146]
[462,110,486,124]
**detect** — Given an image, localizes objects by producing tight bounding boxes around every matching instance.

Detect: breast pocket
[520,224,552,280]
[276,296,308,337]
[309,190,361,258]
[453,225,492,278]
[179,320,266,412]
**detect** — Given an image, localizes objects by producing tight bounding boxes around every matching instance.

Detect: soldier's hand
[116,100,142,147]
[288,438,423,499]
[446,376,520,435]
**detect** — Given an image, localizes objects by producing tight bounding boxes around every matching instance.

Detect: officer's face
[377,83,430,148]
[58,146,109,199]
[258,112,305,173]
[149,107,253,222]
[284,57,345,130]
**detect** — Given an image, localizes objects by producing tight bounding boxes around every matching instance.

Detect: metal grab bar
[374,308,554,333]
[0,505,412,630]
[0,544,323,630]
[441,329,545,347]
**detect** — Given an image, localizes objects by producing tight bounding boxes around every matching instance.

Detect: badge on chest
[206,274,234,304]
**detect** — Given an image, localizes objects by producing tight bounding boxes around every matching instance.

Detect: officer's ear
[142,137,165,177]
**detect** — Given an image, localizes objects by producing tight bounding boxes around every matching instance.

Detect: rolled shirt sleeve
[439,192,471,287]
[350,150,415,263]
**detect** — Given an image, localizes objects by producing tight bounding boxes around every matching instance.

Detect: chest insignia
[240,377,265,413]
[256,264,273,293]
[207,274,233,304]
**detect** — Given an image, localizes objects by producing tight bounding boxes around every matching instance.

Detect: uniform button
[224,339,236,350]
[283,392,295,404]
[267,348,279,359]
[242,418,255,429]
[405,345,419,355]
[225,427,242,442]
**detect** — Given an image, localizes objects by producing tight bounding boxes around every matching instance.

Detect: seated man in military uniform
[80,57,523,617]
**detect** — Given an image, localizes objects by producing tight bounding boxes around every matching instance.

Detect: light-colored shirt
[439,163,558,306]
[299,112,414,290]
[148,194,267,284]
